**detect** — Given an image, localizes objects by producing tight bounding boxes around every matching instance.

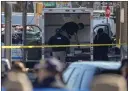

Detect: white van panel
[45,13,90,26]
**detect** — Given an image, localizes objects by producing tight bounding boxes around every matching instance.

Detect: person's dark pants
[94,48,108,61]
[94,53,108,61]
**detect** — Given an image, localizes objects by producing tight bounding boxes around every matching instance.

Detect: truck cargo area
[43,8,93,61]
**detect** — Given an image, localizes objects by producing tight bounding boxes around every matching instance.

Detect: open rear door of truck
[42,8,93,61]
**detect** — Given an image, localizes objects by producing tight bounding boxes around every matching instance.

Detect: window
[93,25,113,38]
[94,26,106,34]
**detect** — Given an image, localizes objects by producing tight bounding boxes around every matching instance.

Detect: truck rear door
[43,8,93,61]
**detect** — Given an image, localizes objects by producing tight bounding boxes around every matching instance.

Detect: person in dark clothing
[61,22,84,38]
[33,57,65,88]
[61,22,84,48]
[61,22,84,41]
[93,28,112,61]
[48,28,70,62]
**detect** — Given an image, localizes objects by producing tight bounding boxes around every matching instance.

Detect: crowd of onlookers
[2,57,67,91]
[1,57,128,91]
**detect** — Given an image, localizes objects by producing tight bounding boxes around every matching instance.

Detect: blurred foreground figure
[119,59,128,85]
[93,28,112,61]
[91,74,127,91]
[11,61,28,72]
[33,58,65,88]
[3,62,32,91]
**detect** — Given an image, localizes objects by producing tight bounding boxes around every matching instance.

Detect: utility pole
[120,2,128,59]
[22,1,27,64]
[116,5,120,44]
[4,2,12,66]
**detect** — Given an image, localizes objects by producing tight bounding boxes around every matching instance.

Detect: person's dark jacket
[93,32,112,60]
[94,33,112,53]
[61,22,79,36]
[33,76,65,88]
[48,34,70,52]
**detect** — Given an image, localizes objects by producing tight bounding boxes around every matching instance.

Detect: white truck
[40,8,118,62]
[40,8,94,61]
[93,17,115,37]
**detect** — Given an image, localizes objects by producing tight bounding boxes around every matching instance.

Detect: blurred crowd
[2,57,66,91]
[1,57,128,91]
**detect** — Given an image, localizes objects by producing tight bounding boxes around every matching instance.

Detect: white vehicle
[93,10,116,38]
[93,18,115,39]
[93,17,115,37]
[39,8,117,61]
[39,8,94,60]
[93,10,105,18]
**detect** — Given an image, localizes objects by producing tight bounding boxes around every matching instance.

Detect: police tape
[1,43,127,49]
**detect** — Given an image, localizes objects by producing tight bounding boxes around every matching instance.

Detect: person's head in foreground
[11,61,27,73]
[120,58,128,78]
[91,74,127,91]
[3,71,32,91]
[34,57,64,82]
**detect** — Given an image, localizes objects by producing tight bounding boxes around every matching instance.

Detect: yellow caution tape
[1,43,127,49]
[117,39,121,48]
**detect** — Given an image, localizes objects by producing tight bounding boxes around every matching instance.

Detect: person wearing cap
[48,28,70,62]
[33,58,65,88]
